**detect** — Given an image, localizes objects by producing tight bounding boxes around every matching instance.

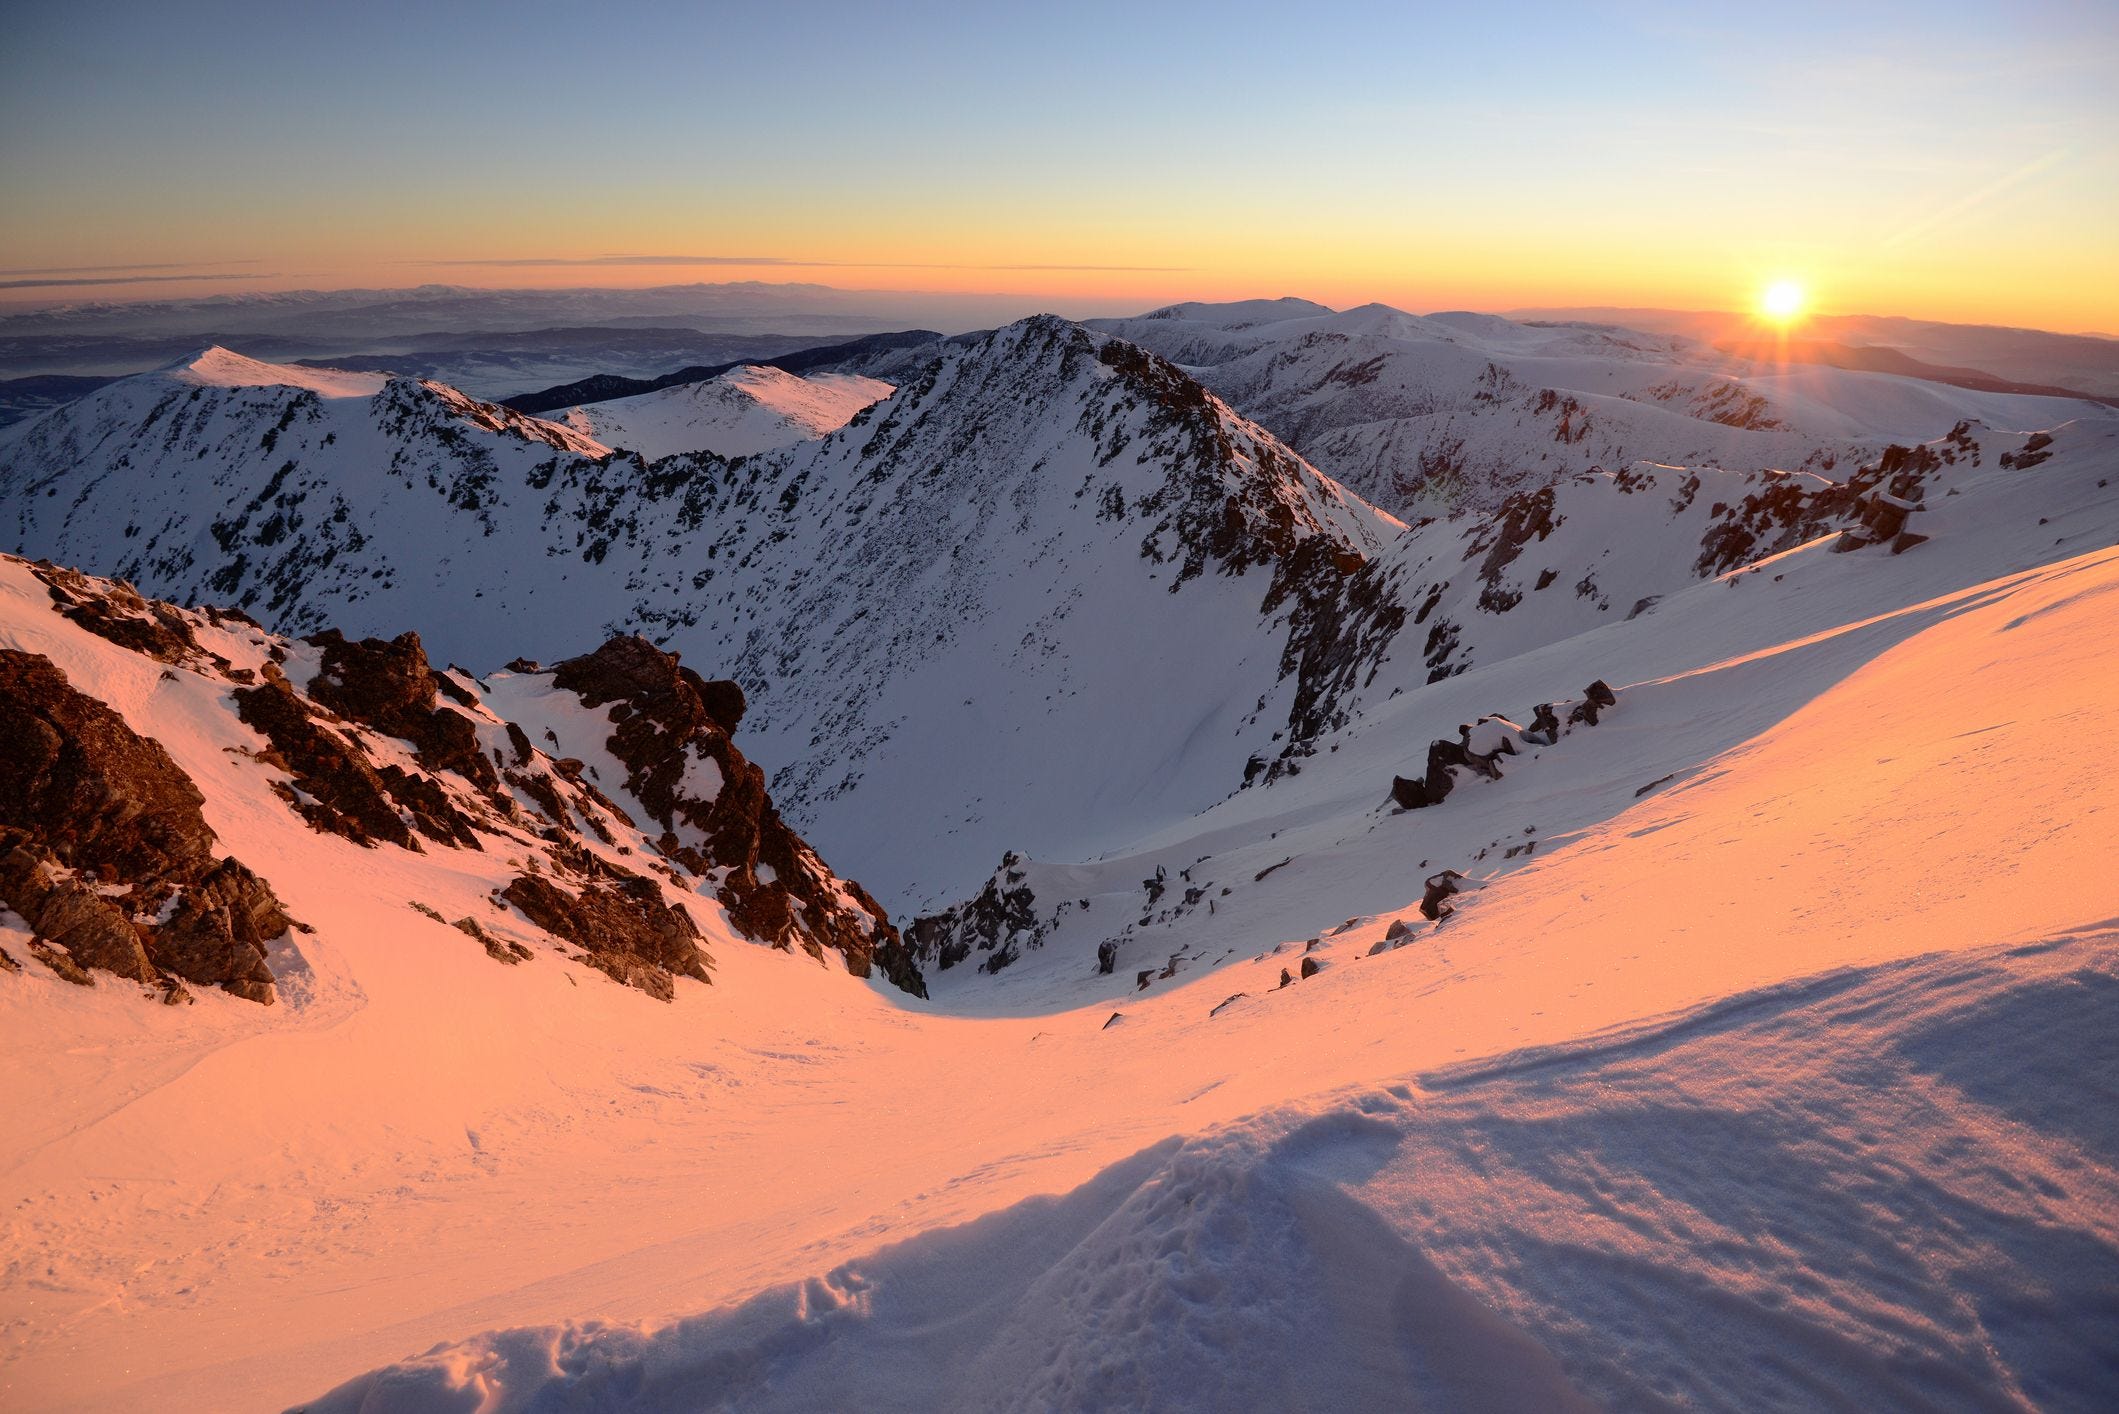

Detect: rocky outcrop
[500,873,709,1001]
[29,562,216,667]
[1696,440,1950,576]
[234,664,481,850]
[906,851,1041,976]
[550,635,924,997]
[1391,733,1509,810]
[1391,681,1618,811]
[0,649,290,1002]
[305,629,502,796]
[1568,679,1617,727]
[1419,870,1467,921]
[2,555,917,1006]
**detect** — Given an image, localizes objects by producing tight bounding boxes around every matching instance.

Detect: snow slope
[4,386,2116,1410]
[4,316,2112,931]
[297,933,2119,1413]
[554,365,894,459]
[1095,300,2104,518]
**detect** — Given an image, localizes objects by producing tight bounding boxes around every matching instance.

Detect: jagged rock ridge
[0,555,920,1002]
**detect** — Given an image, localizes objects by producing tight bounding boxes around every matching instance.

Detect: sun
[1759,279,1807,325]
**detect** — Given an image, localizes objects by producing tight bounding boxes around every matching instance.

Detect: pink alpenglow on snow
[1,294,2116,1414]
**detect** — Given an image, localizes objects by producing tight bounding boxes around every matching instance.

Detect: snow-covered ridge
[168,344,390,399]
[0,315,1403,909]
[3,317,2116,1412]
[3,314,2111,919]
[1093,299,2106,518]
[556,363,894,459]
[903,411,2119,1003]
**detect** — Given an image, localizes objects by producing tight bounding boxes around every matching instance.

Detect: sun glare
[1760,279,1807,325]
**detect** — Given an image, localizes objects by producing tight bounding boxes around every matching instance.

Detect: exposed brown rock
[1420,870,1466,922]
[500,872,709,1000]
[29,562,209,667]
[0,650,291,1002]
[1567,679,1617,727]
[234,662,482,850]
[551,635,924,996]
[29,937,94,986]
[305,630,501,796]
[696,677,746,734]
[0,841,155,983]
[452,914,531,965]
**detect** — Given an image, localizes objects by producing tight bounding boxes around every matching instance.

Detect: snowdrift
[296,933,2119,1413]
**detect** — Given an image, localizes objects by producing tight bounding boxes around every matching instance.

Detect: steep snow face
[904,413,2119,997]
[0,349,613,632]
[1094,300,2104,517]
[652,320,1402,910]
[1,315,1400,911]
[555,365,894,459]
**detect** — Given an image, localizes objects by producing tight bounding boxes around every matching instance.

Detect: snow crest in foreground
[296,932,2119,1413]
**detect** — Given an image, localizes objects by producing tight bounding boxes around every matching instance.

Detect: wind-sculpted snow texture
[0,555,915,1002]
[295,933,2119,1414]
[1094,299,2105,518]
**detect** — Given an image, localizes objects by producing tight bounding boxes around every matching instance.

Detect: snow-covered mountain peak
[1095,300,2107,516]
[165,344,391,399]
[1,314,1409,910]
[1136,296,1336,328]
[554,362,894,459]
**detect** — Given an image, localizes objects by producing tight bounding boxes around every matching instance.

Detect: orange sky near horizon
[4,2,2115,336]
[6,232,2113,337]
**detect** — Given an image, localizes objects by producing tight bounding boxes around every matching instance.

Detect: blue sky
[3,1,2113,327]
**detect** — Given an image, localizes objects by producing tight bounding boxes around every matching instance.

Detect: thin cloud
[427,255,800,267]
[0,272,274,290]
[982,264,1192,273]
[0,260,262,277]
[1882,150,2068,252]
[423,254,1192,273]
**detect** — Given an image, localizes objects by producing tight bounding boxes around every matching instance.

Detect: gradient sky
[2,0,2114,331]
